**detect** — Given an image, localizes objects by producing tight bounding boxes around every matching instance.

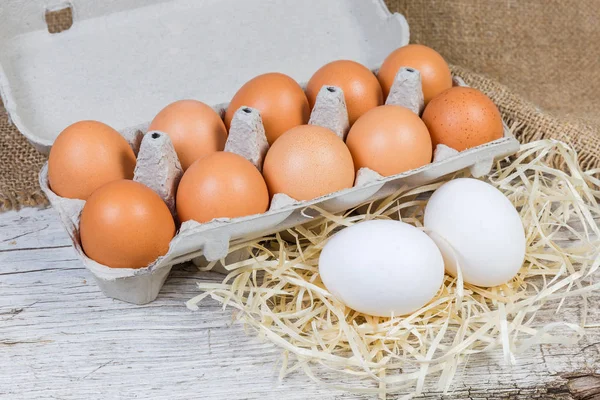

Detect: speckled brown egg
[224,73,310,144]
[306,60,383,125]
[80,180,175,269]
[422,87,504,151]
[176,152,269,223]
[378,44,452,104]
[262,125,355,201]
[148,99,227,171]
[48,120,136,200]
[346,105,432,176]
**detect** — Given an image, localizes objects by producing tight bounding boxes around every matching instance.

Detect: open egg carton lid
[0,0,409,152]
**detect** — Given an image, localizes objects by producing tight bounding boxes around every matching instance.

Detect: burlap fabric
[1,3,599,211]
[0,105,48,210]
[386,0,600,127]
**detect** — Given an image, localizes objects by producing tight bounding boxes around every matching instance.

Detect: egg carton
[39,68,519,304]
[2,0,520,303]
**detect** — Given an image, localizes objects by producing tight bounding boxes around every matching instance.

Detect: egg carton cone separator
[308,86,350,140]
[134,131,183,217]
[385,67,425,115]
[224,107,269,171]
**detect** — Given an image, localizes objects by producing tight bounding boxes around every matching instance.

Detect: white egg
[423,178,526,287]
[318,220,444,317]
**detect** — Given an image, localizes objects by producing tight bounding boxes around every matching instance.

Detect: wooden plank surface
[0,207,599,399]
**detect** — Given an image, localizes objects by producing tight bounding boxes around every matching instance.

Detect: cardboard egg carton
[2,0,519,303]
[38,69,518,304]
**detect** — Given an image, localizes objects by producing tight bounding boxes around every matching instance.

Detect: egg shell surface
[319,220,445,317]
[423,178,526,287]
[148,99,227,171]
[80,180,176,269]
[176,151,269,223]
[422,87,504,151]
[345,105,432,176]
[224,73,310,145]
[306,60,383,125]
[262,125,355,201]
[48,120,136,200]
[377,44,452,104]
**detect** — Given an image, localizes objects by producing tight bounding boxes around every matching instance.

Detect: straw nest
[187,139,600,398]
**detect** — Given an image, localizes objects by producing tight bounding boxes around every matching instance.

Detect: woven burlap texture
[0,105,49,210]
[385,0,600,127]
[1,2,599,211]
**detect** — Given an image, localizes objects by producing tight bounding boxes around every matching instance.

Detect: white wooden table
[1,207,599,399]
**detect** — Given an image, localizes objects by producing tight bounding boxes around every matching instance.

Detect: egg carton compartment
[39,66,519,304]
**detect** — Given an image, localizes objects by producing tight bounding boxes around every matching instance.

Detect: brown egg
[378,44,452,104]
[422,87,504,151]
[176,152,269,223]
[262,125,355,201]
[80,180,175,269]
[148,100,227,171]
[346,105,432,176]
[48,120,136,200]
[306,60,383,125]
[224,73,310,144]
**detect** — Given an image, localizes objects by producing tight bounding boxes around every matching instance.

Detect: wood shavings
[187,140,600,398]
